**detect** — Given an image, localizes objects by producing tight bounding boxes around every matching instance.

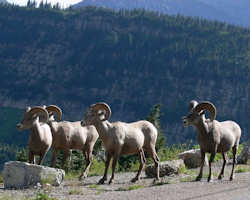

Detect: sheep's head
[182,101,216,127]
[16,106,49,131]
[45,105,62,122]
[81,102,111,127]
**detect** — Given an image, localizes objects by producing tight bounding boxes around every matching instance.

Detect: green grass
[95,188,105,195]
[30,192,58,200]
[178,165,198,177]
[179,175,196,182]
[41,177,54,186]
[87,158,108,176]
[88,184,99,189]
[235,165,250,173]
[0,194,33,200]
[152,180,171,186]
[68,189,83,195]
[0,173,3,183]
[64,171,81,181]
[0,195,12,200]
[88,183,105,195]
[158,143,194,161]
[116,184,144,191]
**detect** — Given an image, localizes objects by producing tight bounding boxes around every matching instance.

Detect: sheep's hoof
[195,176,202,181]
[229,175,234,181]
[153,178,161,184]
[108,179,114,184]
[78,175,86,181]
[131,177,139,183]
[98,178,106,184]
[218,174,224,180]
[207,176,213,183]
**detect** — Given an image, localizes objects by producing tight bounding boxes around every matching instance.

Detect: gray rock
[145,159,184,178]
[178,149,208,168]
[237,140,250,164]
[3,161,65,189]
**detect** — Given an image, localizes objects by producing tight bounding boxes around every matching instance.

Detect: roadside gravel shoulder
[0,164,249,200]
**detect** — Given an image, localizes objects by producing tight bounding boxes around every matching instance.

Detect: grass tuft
[31,192,58,200]
[116,184,144,191]
[179,175,196,182]
[69,188,83,195]
[0,173,3,183]
[235,165,250,173]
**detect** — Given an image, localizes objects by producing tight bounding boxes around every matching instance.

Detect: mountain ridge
[74,0,250,27]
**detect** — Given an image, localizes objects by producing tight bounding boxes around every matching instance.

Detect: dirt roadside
[0,164,249,200]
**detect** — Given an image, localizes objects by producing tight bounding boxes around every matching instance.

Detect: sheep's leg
[29,150,35,164]
[38,151,46,165]
[108,153,120,184]
[79,149,93,180]
[99,152,112,184]
[50,148,58,167]
[148,147,160,181]
[131,149,146,183]
[208,152,216,182]
[61,150,70,169]
[196,150,205,181]
[230,145,237,181]
[218,152,227,180]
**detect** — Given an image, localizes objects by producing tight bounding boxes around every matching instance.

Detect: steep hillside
[74,0,250,27]
[0,5,250,146]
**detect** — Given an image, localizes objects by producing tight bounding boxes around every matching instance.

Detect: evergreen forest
[0,3,249,168]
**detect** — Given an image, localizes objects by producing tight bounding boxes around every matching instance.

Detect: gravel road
[1,165,249,200]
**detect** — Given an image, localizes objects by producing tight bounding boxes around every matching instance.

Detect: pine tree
[146,104,166,152]
[15,148,28,162]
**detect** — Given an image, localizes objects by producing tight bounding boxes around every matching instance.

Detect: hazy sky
[8,0,82,7]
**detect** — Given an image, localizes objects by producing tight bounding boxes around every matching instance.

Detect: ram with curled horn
[45,105,99,180]
[81,102,160,184]
[17,106,52,165]
[182,100,241,182]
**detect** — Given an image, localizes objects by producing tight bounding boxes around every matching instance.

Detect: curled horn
[91,102,111,121]
[194,101,216,121]
[28,106,49,123]
[46,105,62,121]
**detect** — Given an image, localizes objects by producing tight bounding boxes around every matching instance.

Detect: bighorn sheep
[17,106,52,165]
[182,100,241,182]
[81,102,160,184]
[45,105,99,179]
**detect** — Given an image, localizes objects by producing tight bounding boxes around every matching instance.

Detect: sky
[7,0,82,7]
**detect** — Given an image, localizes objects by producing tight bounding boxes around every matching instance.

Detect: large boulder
[3,161,65,189]
[145,159,184,178]
[237,140,250,164]
[178,149,208,168]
